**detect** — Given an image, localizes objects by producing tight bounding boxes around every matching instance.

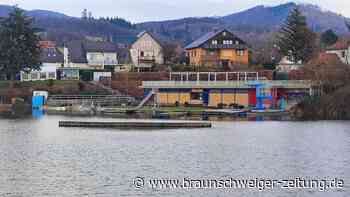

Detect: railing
[87,60,118,65]
[142,80,313,89]
[47,95,135,106]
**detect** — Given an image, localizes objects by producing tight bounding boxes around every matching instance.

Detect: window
[212,40,218,45]
[342,51,346,58]
[223,32,227,36]
[48,72,56,79]
[235,40,239,45]
[140,51,144,57]
[191,92,202,100]
[236,50,244,56]
[31,72,39,80]
[223,40,233,45]
[22,73,29,80]
[40,72,47,79]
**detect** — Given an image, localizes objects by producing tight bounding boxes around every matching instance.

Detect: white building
[276,56,303,72]
[21,45,62,81]
[130,31,164,72]
[65,40,119,70]
[326,40,350,64]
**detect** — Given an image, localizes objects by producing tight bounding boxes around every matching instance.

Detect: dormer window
[223,40,233,45]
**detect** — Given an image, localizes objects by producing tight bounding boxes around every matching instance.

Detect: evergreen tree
[320,29,338,47]
[277,7,316,63]
[0,7,41,80]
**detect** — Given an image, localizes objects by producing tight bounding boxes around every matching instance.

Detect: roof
[307,52,344,66]
[83,41,117,53]
[66,40,88,63]
[65,40,119,63]
[133,31,166,48]
[327,40,350,50]
[40,47,64,63]
[185,29,247,50]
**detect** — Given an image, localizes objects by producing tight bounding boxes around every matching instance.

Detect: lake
[0,115,349,197]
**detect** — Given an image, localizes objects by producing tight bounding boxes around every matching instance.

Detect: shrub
[217,103,227,109]
[48,79,54,87]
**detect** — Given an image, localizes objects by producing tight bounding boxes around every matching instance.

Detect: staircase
[89,81,122,95]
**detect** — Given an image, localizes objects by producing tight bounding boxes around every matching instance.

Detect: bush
[217,103,227,109]
[48,79,54,87]
[229,103,239,109]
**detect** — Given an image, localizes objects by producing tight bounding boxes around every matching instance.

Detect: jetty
[59,121,212,129]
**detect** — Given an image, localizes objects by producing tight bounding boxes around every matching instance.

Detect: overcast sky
[1,0,350,23]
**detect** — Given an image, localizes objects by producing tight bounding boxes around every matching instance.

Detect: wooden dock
[59,121,212,129]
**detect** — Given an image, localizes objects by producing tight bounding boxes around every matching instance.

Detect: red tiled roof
[327,40,350,50]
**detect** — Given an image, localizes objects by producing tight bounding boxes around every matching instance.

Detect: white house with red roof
[326,40,350,64]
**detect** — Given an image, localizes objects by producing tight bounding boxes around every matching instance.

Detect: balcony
[88,60,118,66]
[137,56,156,66]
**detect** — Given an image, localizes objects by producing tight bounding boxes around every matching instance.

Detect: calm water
[0,115,349,197]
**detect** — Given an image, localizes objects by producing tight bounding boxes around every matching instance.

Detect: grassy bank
[0,80,111,104]
[292,85,350,120]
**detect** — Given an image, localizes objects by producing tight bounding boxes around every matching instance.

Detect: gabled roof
[65,40,119,63]
[66,40,88,64]
[185,28,247,50]
[40,48,64,63]
[133,31,166,48]
[327,40,350,51]
[83,41,117,53]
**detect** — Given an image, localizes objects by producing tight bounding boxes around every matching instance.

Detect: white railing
[142,80,313,89]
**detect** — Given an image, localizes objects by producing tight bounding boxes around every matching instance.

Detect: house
[21,41,63,81]
[130,31,165,72]
[276,56,303,72]
[326,40,350,64]
[61,40,121,80]
[185,29,249,68]
[84,41,119,70]
[65,40,119,70]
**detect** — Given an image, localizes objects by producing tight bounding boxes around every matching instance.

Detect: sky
[1,0,350,23]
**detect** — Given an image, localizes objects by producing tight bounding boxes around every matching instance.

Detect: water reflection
[0,116,349,197]
[32,109,44,119]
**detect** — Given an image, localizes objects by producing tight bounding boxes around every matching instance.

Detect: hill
[0,2,349,47]
[138,3,350,46]
[0,5,138,44]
